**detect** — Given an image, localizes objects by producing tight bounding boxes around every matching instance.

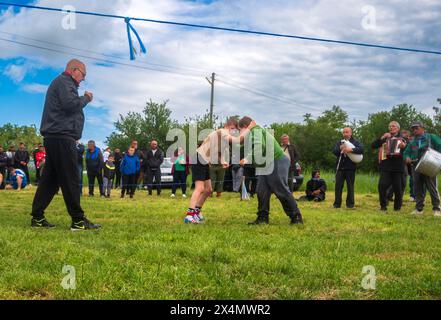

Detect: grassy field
[1,177,441,300]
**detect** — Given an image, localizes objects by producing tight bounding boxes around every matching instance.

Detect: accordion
[385,137,404,157]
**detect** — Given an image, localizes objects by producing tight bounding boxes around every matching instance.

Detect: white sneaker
[170,194,176,198]
[411,209,423,215]
[433,210,441,217]
[184,215,199,224]
[182,194,187,198]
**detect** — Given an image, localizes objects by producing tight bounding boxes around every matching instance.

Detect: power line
[0,2,440,56]
[0,35,321,110]
[0,37,204,80]
[0,30,209,76]
[216,77,321,112]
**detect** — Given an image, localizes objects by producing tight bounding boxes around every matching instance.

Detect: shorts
[191,155,210,182]
[13,181,27,190]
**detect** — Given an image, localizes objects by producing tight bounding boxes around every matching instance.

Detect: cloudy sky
[0,0,440,148]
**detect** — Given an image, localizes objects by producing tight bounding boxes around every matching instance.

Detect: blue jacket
[120,154,140,175]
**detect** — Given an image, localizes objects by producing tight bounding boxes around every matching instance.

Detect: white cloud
[3,63,27,83]
[22,82,48,93]
[0,0,440,144]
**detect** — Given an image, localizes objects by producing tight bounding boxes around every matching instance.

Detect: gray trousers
[103,177,113,196]
[413,171,440,211]
[256,156,301,219]
[232,166,244,192]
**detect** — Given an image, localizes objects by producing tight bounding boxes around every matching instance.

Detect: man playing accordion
[371,121,407,212]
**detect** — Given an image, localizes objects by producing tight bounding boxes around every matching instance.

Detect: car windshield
[161,158,173,168]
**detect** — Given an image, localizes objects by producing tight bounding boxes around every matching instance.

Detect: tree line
[2,99,440,173]
[105,99,441,173]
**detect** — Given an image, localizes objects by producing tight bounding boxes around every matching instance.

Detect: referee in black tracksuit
[31,59,101,231]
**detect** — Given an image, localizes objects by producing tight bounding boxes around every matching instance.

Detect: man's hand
[85,91,93,102]
[405,157,412,165]
[240,158,248,166]
[381,132,391,140]
[399,141,407,149]
[222,162,229,169]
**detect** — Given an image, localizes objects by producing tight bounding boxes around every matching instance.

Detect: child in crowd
[120,147,140,199]
[103,154,116,198]
[7,168,28,191]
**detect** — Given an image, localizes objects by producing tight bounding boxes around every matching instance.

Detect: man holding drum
[404,121,441,216]
[371,121,407,212]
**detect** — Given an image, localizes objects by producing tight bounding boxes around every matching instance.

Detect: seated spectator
[7,167,28,191]
[301,169,327,202]
[0,146,7,189]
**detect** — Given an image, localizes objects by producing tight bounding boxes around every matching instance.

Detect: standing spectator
[5,146,16,187]
[103,154,115,198]
[209,162,226,198]
[0,146,7,189]
[243,164,257,198]
[301,169,327,201]
[372,121,407,212]
[145,139,164,196]
[333,127,364,209]
[404,121,441,216]
[34,144,46,185]
[113,148,122,189]
[14,142,31,185]
[86,140,104,197]
[8,167,27,191]
[129,140,142,189]
[103,147,111,162]
[171,147,189,198]
[76,141,85,194]
[30,59,100,230]
[280,134,300,192]
[120,146,140,198]
[231,141,244,193]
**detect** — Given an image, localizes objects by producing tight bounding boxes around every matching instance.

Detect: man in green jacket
[238,116,303,225]
[404,121,441,216]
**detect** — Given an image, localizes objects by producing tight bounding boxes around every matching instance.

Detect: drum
[415,148,441,177]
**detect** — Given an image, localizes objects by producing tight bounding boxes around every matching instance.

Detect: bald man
[31,59,101,231]
[332,127,363,209]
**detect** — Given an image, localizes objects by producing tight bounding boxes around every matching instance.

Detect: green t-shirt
[244,126,285,166]
[174,155,186,171]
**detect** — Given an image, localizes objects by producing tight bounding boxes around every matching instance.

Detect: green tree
[0,123,42,151]
[106,100,178,151]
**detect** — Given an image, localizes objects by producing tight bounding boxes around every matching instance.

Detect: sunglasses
[75,68,86,78]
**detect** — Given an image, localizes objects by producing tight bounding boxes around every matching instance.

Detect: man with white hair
[371,121,407,212]
[31,59,101,231]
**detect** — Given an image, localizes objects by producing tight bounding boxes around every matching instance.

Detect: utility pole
[206,72,215,128]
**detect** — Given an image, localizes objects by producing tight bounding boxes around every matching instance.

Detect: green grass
[1,178,441,300]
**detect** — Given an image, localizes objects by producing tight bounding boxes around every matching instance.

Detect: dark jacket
[77,143,85,166]
[0,152,7,170]
[333,137,364,171]
[306,175,327,197]
[281,144,300,171]
[120,154,140,175]
[14,150,30,167]
[145,148,164,171]
[371,134,406,173]
[86,147,103,174]
[103,161,116,179]
[114,152,123,172]
[40,72,91,140]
